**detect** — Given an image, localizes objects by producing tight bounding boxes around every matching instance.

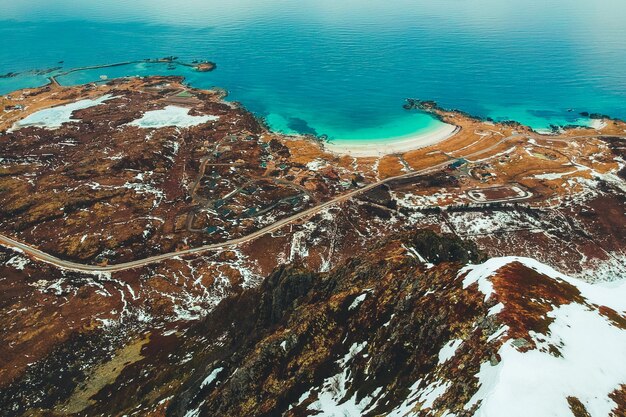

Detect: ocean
[1,0,625,142]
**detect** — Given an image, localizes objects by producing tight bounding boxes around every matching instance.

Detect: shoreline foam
[323,122,459,157]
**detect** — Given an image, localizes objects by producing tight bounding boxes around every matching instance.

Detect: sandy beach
[324,122,459,157]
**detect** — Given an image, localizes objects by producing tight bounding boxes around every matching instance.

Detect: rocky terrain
[1,76,625,416]
[0,77,349,265]
[1,231,625,417]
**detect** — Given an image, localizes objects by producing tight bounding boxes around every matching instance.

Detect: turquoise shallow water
[1,0,626,141]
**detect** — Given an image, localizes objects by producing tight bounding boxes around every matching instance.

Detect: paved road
[1,132,622,273]
[0,160,450,273]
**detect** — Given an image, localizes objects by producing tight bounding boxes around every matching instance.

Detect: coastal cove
[0,58,611,157]
[2,0,626,149]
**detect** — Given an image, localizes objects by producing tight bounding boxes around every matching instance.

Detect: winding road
[0,161,450,273]
[1,132,622,273]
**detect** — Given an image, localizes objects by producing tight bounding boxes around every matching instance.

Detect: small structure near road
[448,158,468,170]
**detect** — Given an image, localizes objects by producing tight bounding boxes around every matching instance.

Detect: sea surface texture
[1,0,625,141]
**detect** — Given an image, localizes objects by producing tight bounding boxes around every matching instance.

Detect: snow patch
[533,165,589,180]
[388,379,452,417]
[461,256,626,416]
[200,367,224,389]
[467,301,626,417]
[438,339,463,364]
[9,95,115,131]
[589,119,607,130]
[127,105,218,128]
[6,255,29,270]
[297,342,375,416]
[349,293,368,311]
[306,158,329,171]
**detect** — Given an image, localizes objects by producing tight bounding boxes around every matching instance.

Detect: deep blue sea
[1,0,625,141]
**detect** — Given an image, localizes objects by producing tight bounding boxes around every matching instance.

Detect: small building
[241,185,258,195]
[449,158,468,170]
[218,208,233,218]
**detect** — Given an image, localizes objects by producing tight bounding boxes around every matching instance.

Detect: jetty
[46,57,216,87]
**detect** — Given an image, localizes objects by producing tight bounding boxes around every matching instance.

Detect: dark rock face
[408,229,484,265]
[0,328,125,415]
[0,230,480,416]
[140,231,489,417]
[256,267,318,327]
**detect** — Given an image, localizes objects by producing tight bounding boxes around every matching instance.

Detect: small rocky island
[194,61,217,72]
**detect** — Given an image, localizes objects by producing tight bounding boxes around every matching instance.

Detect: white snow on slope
[388,379,454,417]
[463,257,626,417]
[438,339,463,365]
[294,342,379,416]
[589,119,607,130]
[127,105,218,128]
[469,303,626,416]
[200,367,223,389]
[532,165,588,180]
[383,257,626,417]
[458,257,515,301]
[9,95,114,131]
[349,293,368,311]
[6,255,30,270]
[461,256,626,310]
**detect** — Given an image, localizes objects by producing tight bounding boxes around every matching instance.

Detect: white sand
[324,122,458,157]
[9,95,114,132]
[127,105,218,128]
